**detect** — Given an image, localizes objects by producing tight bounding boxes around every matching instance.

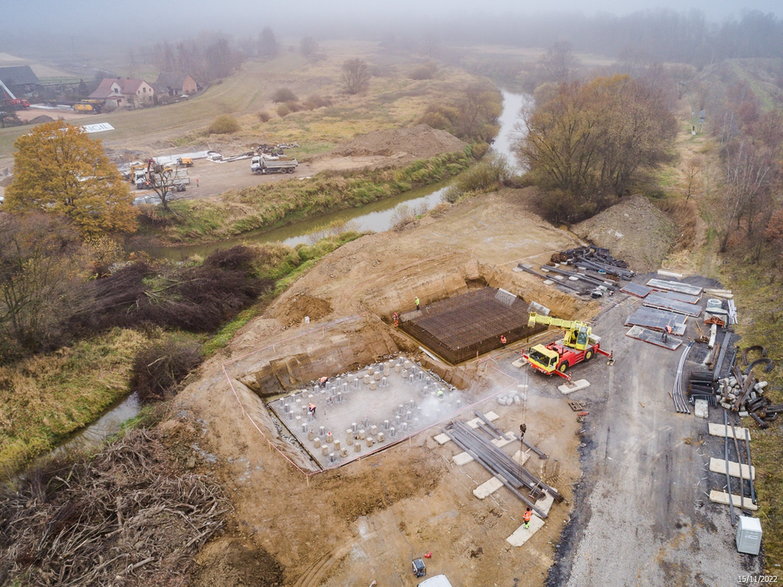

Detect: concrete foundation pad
[709,457,755,480]
[491,434,516,448]
[467,412,499,429]
[511,450,531,465]
[558,379,590,395]
[512,358,527,368]
[453,452,474,466]
[709,490,758,511]
[506,516,545,546]
[694,399,709,419]
[433,433,451,445]
[473,476,504,499]
[709,423,751,440]
[536,493,556,516]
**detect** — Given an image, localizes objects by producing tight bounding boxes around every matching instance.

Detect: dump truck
[251,155,298,174]
[521,313,612,380]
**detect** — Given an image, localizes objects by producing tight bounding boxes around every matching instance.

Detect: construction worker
[319,376,328,388]
[523,507,533,529]
[519,423,527,441]
[392,311,400,327]
[308,403,316,417]
[662,324,672,343]
[500,334,507,345]
[415,296,420,311]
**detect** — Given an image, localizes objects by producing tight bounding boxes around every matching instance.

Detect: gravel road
[547,277,762,586]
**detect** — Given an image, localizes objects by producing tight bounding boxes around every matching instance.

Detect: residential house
[155,72,198,97]
[88,77,155,109]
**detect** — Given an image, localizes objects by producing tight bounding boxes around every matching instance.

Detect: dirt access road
[547,278,760,586]
[152,153,395,202]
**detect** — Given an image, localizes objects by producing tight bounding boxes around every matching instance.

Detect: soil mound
[334,124,467,159]
[573,195,676,273]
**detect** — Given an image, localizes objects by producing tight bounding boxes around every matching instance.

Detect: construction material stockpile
[550,246,635,281]
[518,246,632,298]
[444,420,562,517]
[687,344,778,428]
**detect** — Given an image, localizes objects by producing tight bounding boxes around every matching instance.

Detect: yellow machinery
[522,313,611,379]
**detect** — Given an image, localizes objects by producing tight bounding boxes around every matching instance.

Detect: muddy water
[492,90,531,173]
[40,90,531,460]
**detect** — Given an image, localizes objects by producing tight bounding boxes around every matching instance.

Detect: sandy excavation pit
[267,356,469,469]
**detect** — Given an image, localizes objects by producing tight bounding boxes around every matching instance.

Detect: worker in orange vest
[523,507,533,529]
[500,334,507,345]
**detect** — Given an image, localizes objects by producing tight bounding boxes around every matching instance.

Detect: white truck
[251,155,298,175]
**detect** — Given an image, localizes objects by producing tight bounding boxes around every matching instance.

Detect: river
[42,90,531,460]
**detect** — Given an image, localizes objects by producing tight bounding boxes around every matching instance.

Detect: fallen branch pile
[0,428,229,586]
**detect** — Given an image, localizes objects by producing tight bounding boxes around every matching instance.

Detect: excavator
[521,313,612,380]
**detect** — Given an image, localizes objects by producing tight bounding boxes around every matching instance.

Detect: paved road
[547,283,761,586]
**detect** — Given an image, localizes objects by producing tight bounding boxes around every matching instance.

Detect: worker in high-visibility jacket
[523,507,533,529]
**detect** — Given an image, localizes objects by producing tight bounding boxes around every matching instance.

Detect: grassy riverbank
[0,232,364,479]
[158,150,475,243]
[0,329,149,477]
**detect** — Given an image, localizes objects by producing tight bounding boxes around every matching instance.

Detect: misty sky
[5,0,780,35]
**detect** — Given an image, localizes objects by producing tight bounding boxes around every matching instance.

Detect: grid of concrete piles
[267,356,465,469]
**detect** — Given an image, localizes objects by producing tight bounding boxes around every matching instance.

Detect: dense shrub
[303,95,332,110]
[207,115,240,134]
[257,111,271,122]
[444,156,510,203]
[72,247,271,334]
[410,62,438,80]
[272,88,297,102]
[285,100,302,113]
[276,104,291,118]
[131,335,203,402]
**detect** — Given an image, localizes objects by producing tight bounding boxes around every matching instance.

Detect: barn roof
[0,65,40,86]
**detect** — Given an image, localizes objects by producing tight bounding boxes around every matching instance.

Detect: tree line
[517,75,677,223]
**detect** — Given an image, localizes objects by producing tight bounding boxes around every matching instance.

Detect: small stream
[42,90,531,460]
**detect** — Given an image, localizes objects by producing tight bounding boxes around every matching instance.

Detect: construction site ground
[170,187,758,585]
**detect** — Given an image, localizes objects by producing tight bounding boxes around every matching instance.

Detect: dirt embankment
[334,124,467,159]
[572,194,676,273]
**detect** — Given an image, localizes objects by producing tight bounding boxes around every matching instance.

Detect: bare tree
[719,141,772,252]
[341,59,370,95]
[0,213,87,360]
[144,162,188,213]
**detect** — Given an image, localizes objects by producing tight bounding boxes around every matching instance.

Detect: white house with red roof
[88,77,155,109]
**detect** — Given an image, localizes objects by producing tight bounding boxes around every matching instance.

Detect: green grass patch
[203,305,262,355]
[0,328,149,477]
[161,151,472,244]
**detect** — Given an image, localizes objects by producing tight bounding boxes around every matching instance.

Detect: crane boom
[520,312,612,380]
[0,79,17,100]
[528,312,592,351]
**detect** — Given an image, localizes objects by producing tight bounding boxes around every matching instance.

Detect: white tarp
[153,151,211,166]
[81,122,115,134]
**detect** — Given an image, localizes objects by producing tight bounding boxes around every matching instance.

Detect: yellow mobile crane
[521,313,612,379]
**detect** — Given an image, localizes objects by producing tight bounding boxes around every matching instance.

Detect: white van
[418,575,454,587]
